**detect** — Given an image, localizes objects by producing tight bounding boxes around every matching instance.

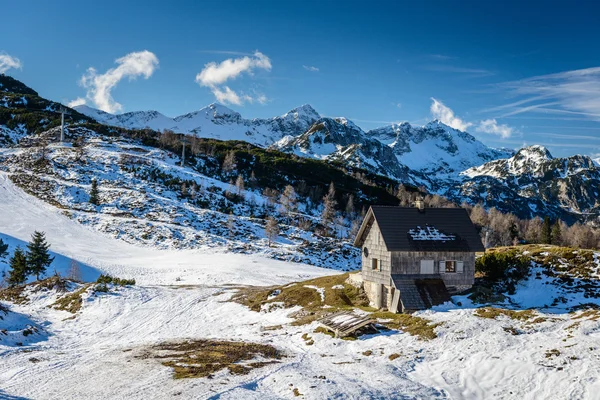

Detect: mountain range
[2,74,600,224]
[73,101,600,223]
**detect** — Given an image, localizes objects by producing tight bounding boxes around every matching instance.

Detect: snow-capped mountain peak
[514,145,553,162]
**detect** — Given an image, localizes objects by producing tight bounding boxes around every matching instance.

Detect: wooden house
[353,202,484,313]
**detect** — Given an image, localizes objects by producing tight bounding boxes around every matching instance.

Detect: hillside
[1,182,600,399]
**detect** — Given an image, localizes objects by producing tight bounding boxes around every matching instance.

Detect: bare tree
[321,182,337,235]
[265,216,279,247]
[279,185,298,219]
[227,212,235,238]
[222,150,237,174]
[68,259,82,282]
[235,175,245,196]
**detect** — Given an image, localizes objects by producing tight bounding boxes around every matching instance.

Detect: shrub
[96,274,135,286]
[476,251,530,281]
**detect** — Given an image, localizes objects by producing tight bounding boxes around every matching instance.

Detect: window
[441,260,464,273]
[420,260,434,274]
[371,258,379,270]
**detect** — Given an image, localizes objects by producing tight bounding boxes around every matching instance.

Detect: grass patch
[474,307,544,323]
[362,350,372,356]
[141,339,283,379]
[388,353,401,361]
[51,285,91,313]
[370,310,440,340]
[0,285,29,304]
[231,273,369,313]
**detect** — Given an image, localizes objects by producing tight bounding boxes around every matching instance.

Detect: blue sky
[2,0,600,157]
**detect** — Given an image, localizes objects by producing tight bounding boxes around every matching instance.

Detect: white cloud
[68,97,87,108]
[212,86,242,105]
[497,67,600,121]
[476,119,513,139]
[303,65,319,72]
[196,51,271,87]
[79,50,159,113]
[396,103,402,109]
[0,53,22,73]
[430,98,473,131]
[195,51,271,105]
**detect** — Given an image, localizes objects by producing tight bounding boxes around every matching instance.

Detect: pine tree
[7,246,27,286]
[0,238,8,259]
[89,178,99,205]
[551,221,562,245]
[265,216,279,247]
[541,217,552,244]
[26,231,54,281]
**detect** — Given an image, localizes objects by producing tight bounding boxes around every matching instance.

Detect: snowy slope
[1,185,600,399]
[75,103,321,147]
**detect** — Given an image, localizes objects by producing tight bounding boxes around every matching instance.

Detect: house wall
[359,220,392,308]
[391,251,475,293]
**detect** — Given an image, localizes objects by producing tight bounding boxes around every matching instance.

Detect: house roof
[353,206,485,252]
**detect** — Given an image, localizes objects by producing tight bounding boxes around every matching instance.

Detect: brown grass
[51,285,90,313]
[474,307,545,323]
[388,353,401,361]
[140,339,283,379]
[370,310,440,340]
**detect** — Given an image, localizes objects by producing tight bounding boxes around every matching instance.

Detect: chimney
[414,196,425,212]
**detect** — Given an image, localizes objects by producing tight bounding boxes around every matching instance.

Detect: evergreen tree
[0,238,8,259]
[26,231,54,281]
[89,178,99,205]
[541,217,552,244]
[551,221,562,245]
[7,246,27,286]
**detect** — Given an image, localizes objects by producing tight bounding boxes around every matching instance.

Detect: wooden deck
[317,311,376,338]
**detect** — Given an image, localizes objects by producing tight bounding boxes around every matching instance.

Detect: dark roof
[355,206,485,252]
[391,275,451,311]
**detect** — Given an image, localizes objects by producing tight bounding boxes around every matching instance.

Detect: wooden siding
[360,220,391,286]
[390,251,475,286]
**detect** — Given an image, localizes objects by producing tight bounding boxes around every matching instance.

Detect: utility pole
[181,136,190,166]
[58,106,71,143]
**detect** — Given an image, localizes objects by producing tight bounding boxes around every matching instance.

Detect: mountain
[455,146,600,221]
[4,74,600,224]
[368,120,514,185]
[273,117,415,183]
[74,103,321,147]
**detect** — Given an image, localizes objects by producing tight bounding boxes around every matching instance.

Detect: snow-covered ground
[2,173,600,399]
